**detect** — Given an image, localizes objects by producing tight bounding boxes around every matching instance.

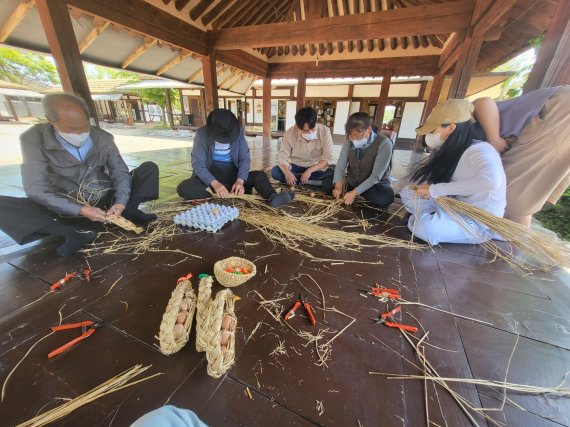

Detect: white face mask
[425,132,443,150]
[302,130,317,141]
[56,128,90,147]
[351,138,368,149]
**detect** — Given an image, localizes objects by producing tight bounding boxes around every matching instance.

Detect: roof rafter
[0,0,36,43]
[78,17,110,53]
[156,51,193,75]
[210,0,473,49]
[121,37,156,68]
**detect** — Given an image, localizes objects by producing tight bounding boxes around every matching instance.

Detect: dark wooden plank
[0,314,205,427]
[444,275,570,349]
[458,319,570,426]
[0,263,49,320]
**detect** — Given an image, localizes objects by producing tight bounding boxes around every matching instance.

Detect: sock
[268,191,295,208]
[37,222,96,257]
[122,209,157,226]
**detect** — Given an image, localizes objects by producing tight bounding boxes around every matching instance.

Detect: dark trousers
[271,164,334,193]
[0,161,159,245]
[177,162,275,200]
[348,181,394,208]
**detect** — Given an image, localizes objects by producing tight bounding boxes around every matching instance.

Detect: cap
[415,99,474,135]
[206,108,240,143]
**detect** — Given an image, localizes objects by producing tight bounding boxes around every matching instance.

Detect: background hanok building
[0,0,566,134]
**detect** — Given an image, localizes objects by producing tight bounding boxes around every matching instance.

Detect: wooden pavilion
[0,1,569,426]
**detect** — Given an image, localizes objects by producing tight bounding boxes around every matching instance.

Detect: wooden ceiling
[158,0,558,73]
[163,0,447,58]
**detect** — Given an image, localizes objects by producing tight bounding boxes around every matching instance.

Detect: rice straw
[436,197,570,272]
[16,365,162,427]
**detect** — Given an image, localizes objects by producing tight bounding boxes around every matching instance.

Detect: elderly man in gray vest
[332,112,394,207]
[0,93,159,256]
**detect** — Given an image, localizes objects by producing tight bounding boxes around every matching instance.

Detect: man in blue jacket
[177,109,293,207]
[0,93,159,256]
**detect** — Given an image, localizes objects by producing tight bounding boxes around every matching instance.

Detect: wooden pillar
[201,55,218,115]
[296,71,306,109]
[423,74,445,120]
[179,89,185,115]
[164,89,175,130]
[36,0,98,124]
[262,77,271,140]
[448,32,482,99]
[373,72,392,128]
[524,0,570,91]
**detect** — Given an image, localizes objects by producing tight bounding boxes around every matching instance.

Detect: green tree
[0,47,59,86]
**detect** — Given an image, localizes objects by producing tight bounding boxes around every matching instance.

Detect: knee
[139,161,159,175]
[176,179,194,199]
[271,166,283,181]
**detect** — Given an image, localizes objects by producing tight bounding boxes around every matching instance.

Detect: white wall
[399,101,425,139]
[285,100,297,130]
[333,101,351,135]
[348,101,361,116]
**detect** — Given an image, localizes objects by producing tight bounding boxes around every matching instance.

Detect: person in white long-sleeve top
[400,99,506,245]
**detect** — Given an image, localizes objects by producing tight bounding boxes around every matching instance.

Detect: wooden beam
[447,32,481,99]
[215,49,269,78]
[296,71,306,108]
[78,18,110,53]
[188,68,203,83]
[262,77,271,139]
[228,74,247,92]
[423,73,444,120]
[174,0,191,12]
[121,38,156,68]
[373,72,391,128]
[212,0,253,29]
[202,0,236,26]
[210,1,473,49]
[67,0,208,55]
[156,51,192,76]
[189,0,212,21]
[524,0,570,91]
[270,55,438,79]
[0,0,35,43]
[218,68,238,88]
[472,0,517,38]
[201,55,219,115]
[36,0,98,123]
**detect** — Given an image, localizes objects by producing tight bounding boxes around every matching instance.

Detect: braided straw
[158,275,196,355]
[213,257,256,287]
[106,214,144,234]
[205,289,237,378]
[195,275,214,353]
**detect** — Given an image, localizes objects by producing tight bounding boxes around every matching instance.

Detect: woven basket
[205,289,237,378]
[195,275,214,353]
[158,274,196,355]
[213,257,256,288]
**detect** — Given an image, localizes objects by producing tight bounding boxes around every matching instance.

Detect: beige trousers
[502,86,570,217]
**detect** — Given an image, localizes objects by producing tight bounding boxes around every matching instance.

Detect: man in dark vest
[0,93,159,256]
[332,112,394,207]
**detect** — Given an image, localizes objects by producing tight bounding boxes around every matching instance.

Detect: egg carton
[173,203,239,232]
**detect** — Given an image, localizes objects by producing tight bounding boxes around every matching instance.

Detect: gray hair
[42,93,90,122]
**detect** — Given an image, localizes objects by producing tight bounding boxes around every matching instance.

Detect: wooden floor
[0,137,569,427]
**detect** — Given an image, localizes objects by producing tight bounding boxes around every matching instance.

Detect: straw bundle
[214,256,256,287]
[158,274,197,355]
[436,196,570,271]
[17,365,161,427]
[106,214,144,234]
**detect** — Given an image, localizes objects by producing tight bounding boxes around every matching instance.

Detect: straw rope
[436,196,570,271]
[195,275,214,353]
[158,275,197,355]
[214,257,256,287]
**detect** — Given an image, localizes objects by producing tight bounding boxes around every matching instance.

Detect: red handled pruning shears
[371,306,418,333]
[357,286,401,300]
[48,320,105,358]
[284,294,316,326]
[50,272,78,291]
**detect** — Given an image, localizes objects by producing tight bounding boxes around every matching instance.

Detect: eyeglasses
[347,130,367,140]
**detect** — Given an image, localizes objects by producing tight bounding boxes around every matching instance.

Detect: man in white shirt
[271,107,335,193]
